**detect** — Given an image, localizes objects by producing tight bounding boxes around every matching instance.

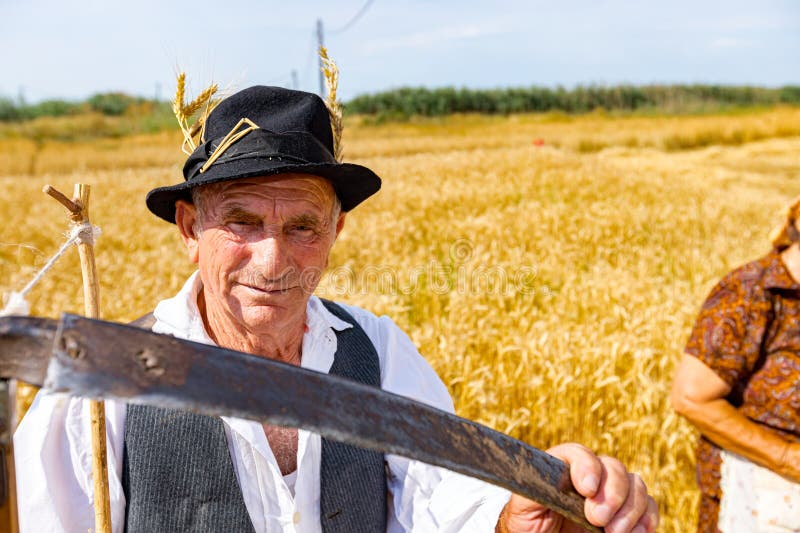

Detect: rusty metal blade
[0,316,57,513]
[40,313,599,531]
[0,316,57,386]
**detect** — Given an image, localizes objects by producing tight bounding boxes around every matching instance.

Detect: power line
[329,0,375,35]
[281,0,376,96]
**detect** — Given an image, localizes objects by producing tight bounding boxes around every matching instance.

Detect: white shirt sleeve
[14,392,127,533]
[335,304,511,532]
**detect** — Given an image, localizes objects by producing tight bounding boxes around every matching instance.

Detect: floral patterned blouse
[684,249,800,531]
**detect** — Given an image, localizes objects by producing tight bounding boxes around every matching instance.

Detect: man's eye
[228,219,258,228]
[291,225,316,236]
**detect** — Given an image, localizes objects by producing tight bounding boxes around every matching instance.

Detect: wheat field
[2,107,799,531]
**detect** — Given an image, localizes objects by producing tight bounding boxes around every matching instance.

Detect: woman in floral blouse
[671,198,800,533]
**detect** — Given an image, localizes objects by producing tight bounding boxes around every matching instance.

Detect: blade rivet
[136,350,165,376]
[60,334,85,359]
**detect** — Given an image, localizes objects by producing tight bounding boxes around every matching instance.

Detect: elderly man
[15,86,657,532]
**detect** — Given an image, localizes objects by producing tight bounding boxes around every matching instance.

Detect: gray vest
[122,300,387,532]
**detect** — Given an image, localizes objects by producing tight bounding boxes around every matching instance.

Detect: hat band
[183,128,338,181]
[200,118,260,173]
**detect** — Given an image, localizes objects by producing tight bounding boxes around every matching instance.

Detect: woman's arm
[670,354,800,481]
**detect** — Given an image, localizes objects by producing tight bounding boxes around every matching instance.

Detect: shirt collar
[306,295,354,334]
[763,249,800,290]
[152,271,212,343]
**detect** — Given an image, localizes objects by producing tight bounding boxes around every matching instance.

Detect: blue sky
[1,0,798,103]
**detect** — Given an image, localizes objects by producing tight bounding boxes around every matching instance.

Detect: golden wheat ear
[172,72,221,155]
[319,46,343,162]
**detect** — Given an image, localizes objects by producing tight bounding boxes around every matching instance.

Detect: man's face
[175,173,344,337]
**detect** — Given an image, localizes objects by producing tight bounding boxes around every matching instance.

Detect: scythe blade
[0,313,599,532]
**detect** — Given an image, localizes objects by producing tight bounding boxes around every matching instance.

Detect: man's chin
[234,306,290,329]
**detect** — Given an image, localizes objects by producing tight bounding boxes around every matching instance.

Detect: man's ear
[175,200,200,264]
[335,212,347,237]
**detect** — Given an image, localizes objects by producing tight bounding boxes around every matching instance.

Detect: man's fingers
[604,473,649,533]
[544,443,659,532]
[546,443,603,496]
[583,456,629,526]
[639,495,660,532]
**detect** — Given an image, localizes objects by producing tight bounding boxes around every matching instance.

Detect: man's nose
[251,234,294,278]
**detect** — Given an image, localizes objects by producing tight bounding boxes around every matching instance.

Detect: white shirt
[15,272,510,532]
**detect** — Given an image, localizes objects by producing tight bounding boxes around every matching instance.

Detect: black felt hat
[146,85,381,223]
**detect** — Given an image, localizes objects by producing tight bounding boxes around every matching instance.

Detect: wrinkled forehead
[197,174,337,212]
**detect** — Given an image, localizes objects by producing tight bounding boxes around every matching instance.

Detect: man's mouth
[235,281,297,294]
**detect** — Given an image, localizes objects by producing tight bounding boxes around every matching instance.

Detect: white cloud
[688,14,795,32]
[363,23,508,53]
[709,37,754,49]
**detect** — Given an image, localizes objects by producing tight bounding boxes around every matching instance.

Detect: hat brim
[146,157,381,224]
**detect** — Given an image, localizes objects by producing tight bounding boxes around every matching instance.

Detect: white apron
[719,450,800,532]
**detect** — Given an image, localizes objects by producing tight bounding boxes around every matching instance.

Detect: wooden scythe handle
[43,184,112,533]
[72,184,112,533]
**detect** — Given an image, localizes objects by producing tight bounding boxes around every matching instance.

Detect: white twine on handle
[0,221,101,317]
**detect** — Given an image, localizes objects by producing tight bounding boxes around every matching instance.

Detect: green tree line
[0,92,171,122]
[346,85,800,118]
[3,85,799,124]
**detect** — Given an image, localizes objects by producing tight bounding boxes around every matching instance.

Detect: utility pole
[291,70,299,90]
[316,18,325,96]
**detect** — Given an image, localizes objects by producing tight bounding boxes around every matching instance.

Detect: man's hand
[496,443,658,533]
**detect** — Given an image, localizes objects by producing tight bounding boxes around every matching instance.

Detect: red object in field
[533,138,545,146]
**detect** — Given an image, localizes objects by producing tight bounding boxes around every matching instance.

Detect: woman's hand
[779,441,800,481]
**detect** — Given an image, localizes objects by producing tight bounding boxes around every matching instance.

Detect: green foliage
[0,97,22,121]
[1,84,798,138]
[346,84,800,118]
[0,98,82,121]
[86,92,142,115]
[779,86,800,103]
[26,99,82,119]
[134,100,180,133]
[0,95,176,142]
[0,92,165,124]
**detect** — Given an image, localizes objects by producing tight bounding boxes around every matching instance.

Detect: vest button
[293,511,301,524]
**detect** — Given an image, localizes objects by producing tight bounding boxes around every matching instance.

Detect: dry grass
[346,106,800,157]
[2,107,799,531]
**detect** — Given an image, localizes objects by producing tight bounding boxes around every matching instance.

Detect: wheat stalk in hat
[319,46,343,162]
[173,73,221,155]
